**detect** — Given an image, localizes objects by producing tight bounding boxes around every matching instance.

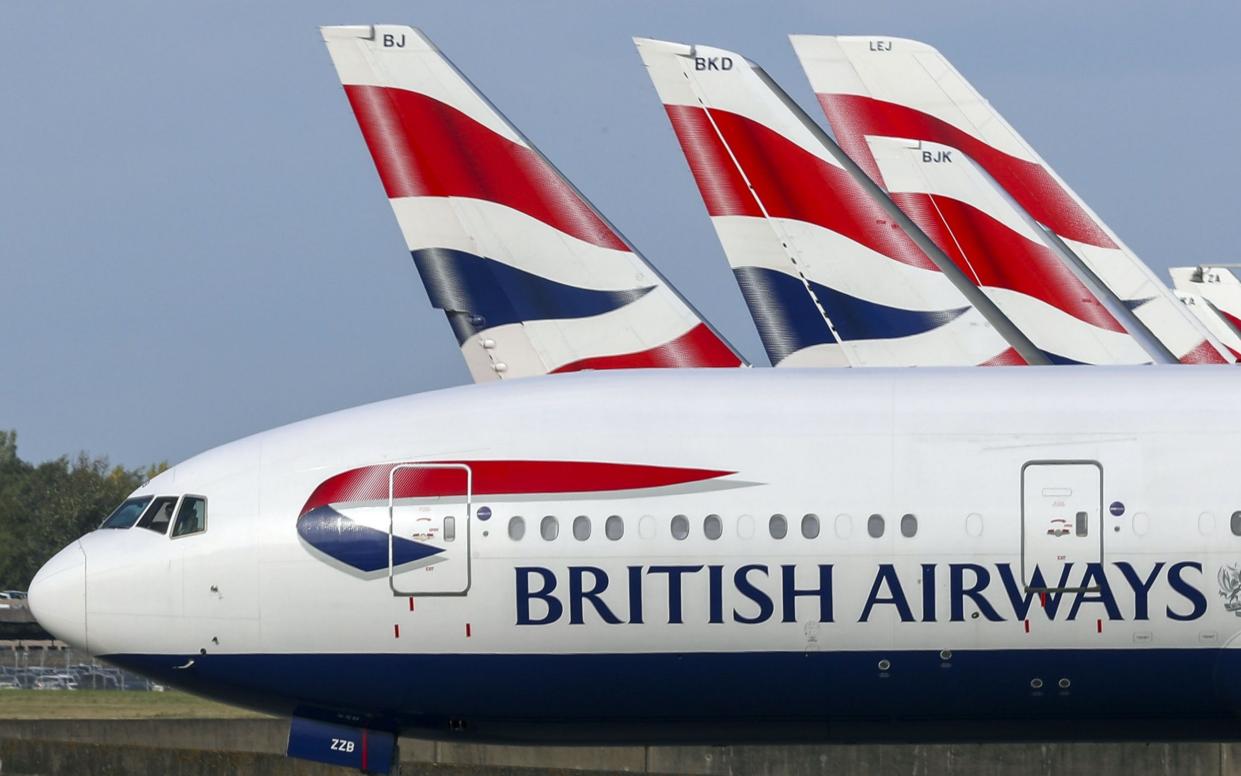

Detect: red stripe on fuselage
[817,94,1118,250]
[301,460,736,517]
[663,105,940,271]
[892,192,1125,332]
[344,85,627,251]
[551,323,742,372]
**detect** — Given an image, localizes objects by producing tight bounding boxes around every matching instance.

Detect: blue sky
[3,1,1239,467]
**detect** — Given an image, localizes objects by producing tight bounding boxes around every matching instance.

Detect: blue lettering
[1114,561,1164,621]
[568,567,622,625]
[859,564,915,623]
[627,565,644,624]
[708,565,724,624]
[515,567,561,625]
[1167,561,1207,621]
[780,564,834,623]
[996,563,1074,620]
[733,564,774,624]
[1067,563,1121,621]
[921,564,937,622]
[950,564,1003,622]
[648,565,703,625]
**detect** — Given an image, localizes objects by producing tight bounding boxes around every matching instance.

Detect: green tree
[0,431,164,590]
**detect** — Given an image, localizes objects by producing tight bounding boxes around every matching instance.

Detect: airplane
[635,39,1151,367]
[322,25,744,381]
[26,26,1241,776]
[790,35,1233,365]
[28,362,1241,773]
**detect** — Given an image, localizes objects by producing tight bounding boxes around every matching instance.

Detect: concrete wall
[7,720,1241,775]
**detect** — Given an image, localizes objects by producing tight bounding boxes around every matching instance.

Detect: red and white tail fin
[322,25,743,382]
[635,38,1021,368]
[1171,267,1241,359]
[791,35,1232,364]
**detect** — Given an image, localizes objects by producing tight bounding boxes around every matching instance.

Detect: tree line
[0,431,165,591]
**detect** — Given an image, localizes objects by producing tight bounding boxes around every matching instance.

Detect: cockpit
[100,494,207,538]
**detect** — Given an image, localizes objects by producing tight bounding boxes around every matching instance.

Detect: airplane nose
[28,540,87,651]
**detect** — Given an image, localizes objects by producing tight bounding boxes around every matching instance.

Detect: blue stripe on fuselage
[296,506,442,573]
[104,648,1241,744]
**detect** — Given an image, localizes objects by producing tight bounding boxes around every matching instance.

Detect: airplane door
[388,463,471,596]
[1021,461,1102,592]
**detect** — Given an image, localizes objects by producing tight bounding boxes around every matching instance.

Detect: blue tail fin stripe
[412,248,654,342]
[734,266,970,363]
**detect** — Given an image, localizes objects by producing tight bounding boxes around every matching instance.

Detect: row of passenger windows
[504,512,919,541]
[101,495,207,538]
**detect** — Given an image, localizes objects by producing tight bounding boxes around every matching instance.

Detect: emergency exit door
[387,463,471,596]
[1021,460,1102,592]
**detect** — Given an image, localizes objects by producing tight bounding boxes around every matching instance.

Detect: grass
[0,689,271,720]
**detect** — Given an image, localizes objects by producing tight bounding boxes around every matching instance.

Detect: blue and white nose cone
[28,541,87,651]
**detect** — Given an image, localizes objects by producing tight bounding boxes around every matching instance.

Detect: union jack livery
[790,35,1232,365]
[323,25,743,381]
[635,39,1021,368]
[1170,266,1241,359]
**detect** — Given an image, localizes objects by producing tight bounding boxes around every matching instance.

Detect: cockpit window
[171,496,207,538]
[136,496,179,535]
[101,497,153,529]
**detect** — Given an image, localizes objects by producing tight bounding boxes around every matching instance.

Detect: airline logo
[635,39,1019,368]
[322,26,742,382]
[860,137,1150,365]
[517,560,1210,626]
[1171,267,1241,359]
[789,35,1231,364]
[296,460,741,573]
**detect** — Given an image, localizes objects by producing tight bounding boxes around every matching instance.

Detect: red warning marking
[1039,592,1047,608]
[361,729,369,771]
[1024,619,1030,634]
[394,624,400,639]
[409,596,415,611]
[466,623,472,638]
[1096,619,1102,634]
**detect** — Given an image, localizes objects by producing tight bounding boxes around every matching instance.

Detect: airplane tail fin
[790,35,1233,364]
[1171,266,1241,358]
[635,37,1020,367]
[322,25,743,381]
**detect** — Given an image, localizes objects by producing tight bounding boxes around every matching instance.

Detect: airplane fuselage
[30,367,1241,742]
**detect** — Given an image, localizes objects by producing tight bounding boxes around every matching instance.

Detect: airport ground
[4,686,1241,775]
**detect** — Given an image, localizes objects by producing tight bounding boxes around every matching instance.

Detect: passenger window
[101,497,153,529]
[671,514,689,540]
[573,515,591,541]
[443,516,456,542]
[1233,512,1241,537]
[605,515,624,540]
[900,513,917,538]
[769,514,787,539]
[801,513,820,539]
[171,497,207,538]
[508,516,525,541]
[540,516,559,541]
[639,515,656,539]
[137,496,179,535]
[867,514,885,538]
[703,514,722,540]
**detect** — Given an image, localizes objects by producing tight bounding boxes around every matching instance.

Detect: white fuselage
[28,366,1241,742]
